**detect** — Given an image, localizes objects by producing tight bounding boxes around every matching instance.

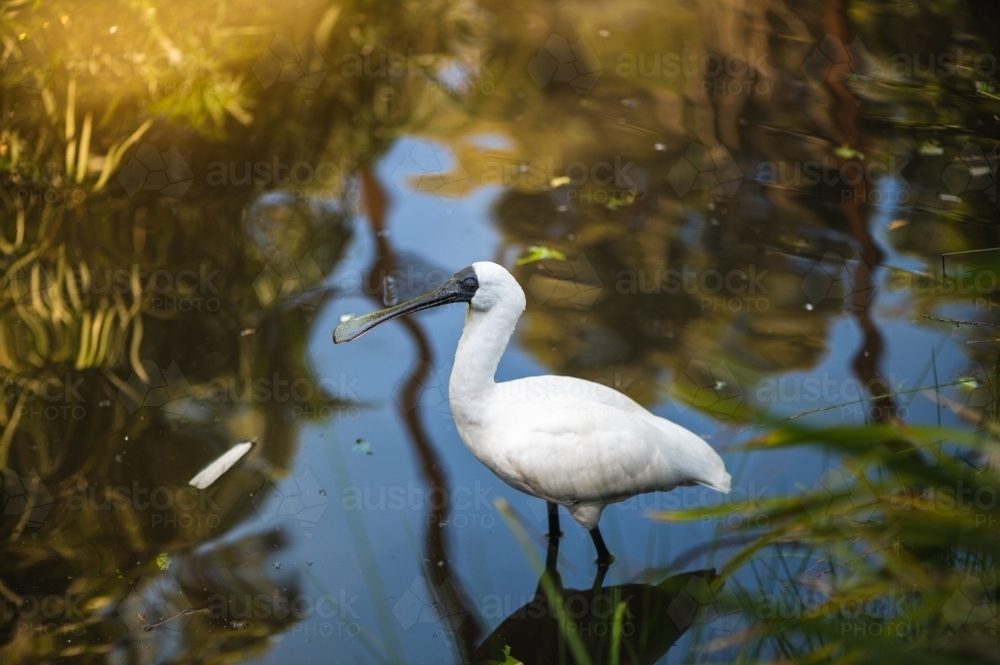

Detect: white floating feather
[189,440,254,489]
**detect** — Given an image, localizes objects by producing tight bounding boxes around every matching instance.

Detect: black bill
[333,266,478,343]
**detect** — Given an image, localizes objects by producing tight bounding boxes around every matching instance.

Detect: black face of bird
[333,266,479,343]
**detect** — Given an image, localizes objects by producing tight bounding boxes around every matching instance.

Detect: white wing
[459,376,729,504]
[189,440,254,489]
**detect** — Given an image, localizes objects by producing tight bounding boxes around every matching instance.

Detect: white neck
[449,294,524,403]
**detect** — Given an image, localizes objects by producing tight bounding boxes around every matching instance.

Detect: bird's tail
[697,470,731,493]
[692,442,731,493]
[654,417,732,493]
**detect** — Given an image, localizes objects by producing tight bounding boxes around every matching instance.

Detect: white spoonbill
[334,262,731,565]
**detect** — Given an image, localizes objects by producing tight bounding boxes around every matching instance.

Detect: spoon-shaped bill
[333,271,477,343]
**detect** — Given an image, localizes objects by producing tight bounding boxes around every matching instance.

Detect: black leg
[589,526,614,567]
[592,564,608,591]
[538,517,562,596]
[546,502,562,539]
[544,527,560,574]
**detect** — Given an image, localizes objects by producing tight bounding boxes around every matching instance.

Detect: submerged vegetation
[0,0,998,663]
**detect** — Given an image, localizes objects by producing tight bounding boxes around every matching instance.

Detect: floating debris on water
[189,439,255,489]
[516,246,566,266]
[918,142,944,156]
[353,438,373,455]
[958,376,983,390]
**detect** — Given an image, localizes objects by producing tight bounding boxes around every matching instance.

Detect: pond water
[1,0,998,663]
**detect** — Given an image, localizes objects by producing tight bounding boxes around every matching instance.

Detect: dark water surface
[1,0,998,663]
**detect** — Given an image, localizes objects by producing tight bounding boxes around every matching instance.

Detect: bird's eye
[463,279,477,290]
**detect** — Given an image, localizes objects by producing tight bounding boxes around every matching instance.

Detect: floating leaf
[481,645,524,665]
[834,144,863,160]
[603,189,636,210]
[156,553,171,571]
[918,142,944,156]
[516,246,567,266]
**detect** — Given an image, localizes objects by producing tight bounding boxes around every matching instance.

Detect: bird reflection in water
[474,533,721,665]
